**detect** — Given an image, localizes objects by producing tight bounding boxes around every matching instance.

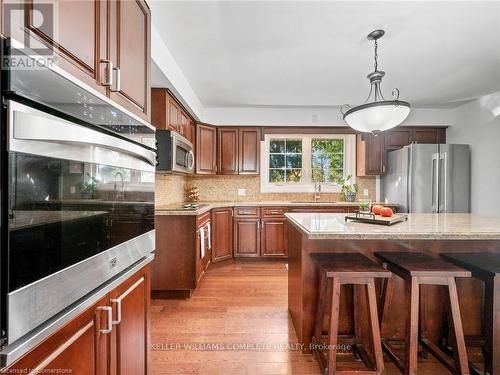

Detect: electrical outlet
[363,189,369,197]
[70,186,76,194]
[238,188,246,197]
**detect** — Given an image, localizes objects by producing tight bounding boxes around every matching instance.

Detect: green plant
[335,174,359,197]
[78,173,98,198]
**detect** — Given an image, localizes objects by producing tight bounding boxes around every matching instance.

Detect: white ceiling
[150,1,500,109]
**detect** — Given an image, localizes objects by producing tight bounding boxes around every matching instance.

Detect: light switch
[238,189,246,196]
[363,189,369,197]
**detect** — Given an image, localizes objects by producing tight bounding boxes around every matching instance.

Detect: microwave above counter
[156,130,195,174]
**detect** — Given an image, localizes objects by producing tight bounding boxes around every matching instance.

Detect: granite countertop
[285,212,500,240]
[154,201,399,216]
[10,210,109,231]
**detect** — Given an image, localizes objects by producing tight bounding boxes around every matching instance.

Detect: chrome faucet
[113,171,125,200]
[314,182,322,202]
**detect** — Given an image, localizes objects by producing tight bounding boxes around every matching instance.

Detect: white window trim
[260,134,356,193]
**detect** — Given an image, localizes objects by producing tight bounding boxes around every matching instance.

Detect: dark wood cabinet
[151,88,196,143]
[108,0,151,121]
[238,128,261,174]
[385,128,413,150]
[261,219,287,257]
[4,265,150,374]
[412,127,446,144]
[356,133,385,176]
[217,127,261,175]
[6,0,108,95]
[233,219,260,257]
[357,126,447,176]
[211,208,233,262]
[218,128,239,174]
[109,266,150,375]
[4,0,151,121]
[196,124,217,174]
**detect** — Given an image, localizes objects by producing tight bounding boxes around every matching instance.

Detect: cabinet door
[385,128,412,150]
[8,0,107,94]
[196,124,217,174]
[233,219,260,257]
[186,119,196,144]
[109,0,151,121]
[5,296,108,374]
[412,127,446,144]
[261,219,287,257]
[167,96,180,132]
[238,128,261,174]
[218,128,239,174]
[356,133,385,176]
[180,111,189,138]
[211,208,233,262]
[109,266,150,375]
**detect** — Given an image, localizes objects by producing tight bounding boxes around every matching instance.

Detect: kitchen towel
[199,226,205,258]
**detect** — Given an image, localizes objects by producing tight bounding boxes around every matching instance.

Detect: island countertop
[285,212,500,240]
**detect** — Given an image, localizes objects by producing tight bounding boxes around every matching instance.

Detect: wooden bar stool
[442,253,500,375]
[375,252,472,375]
[311,253,391,375]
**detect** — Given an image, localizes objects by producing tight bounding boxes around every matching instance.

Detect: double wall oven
[0,40,156,360]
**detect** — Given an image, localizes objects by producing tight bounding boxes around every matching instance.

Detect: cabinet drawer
[234,207,260,218]
[197,212,211,228]
[261,207,287,218]
[288,206,349,213]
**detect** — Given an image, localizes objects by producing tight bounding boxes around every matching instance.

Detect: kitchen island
[286,213,500,352]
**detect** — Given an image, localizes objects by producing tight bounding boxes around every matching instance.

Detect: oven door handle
[9,101,156,167]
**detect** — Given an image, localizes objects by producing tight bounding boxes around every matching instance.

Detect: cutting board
[344,213,408,226]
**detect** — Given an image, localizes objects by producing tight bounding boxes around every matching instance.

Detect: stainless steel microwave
[156,130,195,174]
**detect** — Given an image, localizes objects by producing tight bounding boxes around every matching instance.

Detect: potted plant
[336,174,359,202]
[79,173,98,199]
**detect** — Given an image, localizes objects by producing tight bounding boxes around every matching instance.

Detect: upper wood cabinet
[196,124,217,174]
[218,128,239,174]
[217,127,261,175]
[239,128,261,174]
[357,133,385,176]
[151,88,196,143]
[3,0,151,121]
[412,127,446,144]
[357,126,447,176]
[211,208,233,263]
[108,0,151,122]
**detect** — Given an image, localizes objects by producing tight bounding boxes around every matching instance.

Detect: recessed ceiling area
[150,1,500,109]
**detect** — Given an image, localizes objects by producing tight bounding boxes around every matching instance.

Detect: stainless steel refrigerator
[380,144,470,213]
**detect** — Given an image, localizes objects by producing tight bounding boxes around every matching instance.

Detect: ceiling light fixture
[341,29,410,135]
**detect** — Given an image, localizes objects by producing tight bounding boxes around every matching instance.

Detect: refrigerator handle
[439,153,447,212]
[431,153,439,213]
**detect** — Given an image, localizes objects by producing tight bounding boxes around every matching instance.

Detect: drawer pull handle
[111,299,122,325]
[97,306,113,334]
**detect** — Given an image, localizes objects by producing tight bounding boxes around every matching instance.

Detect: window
[261,134,356,193]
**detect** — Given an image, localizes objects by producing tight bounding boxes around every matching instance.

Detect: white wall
[447,90,500,215]
[201,106,454,127]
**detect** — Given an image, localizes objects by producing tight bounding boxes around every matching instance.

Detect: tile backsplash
[155,173,376,206]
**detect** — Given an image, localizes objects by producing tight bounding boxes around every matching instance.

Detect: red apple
[380,207,394,217]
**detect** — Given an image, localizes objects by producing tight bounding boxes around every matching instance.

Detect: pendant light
[341,30,410,135]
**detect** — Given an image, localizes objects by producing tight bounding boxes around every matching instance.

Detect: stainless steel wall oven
[0,40,156,356]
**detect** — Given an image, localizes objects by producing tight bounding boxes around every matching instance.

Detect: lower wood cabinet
[109,268,150,375]
[233,219,260,257]
[260,218,287,257]
[4,265,150,374]
[211,208,233,262]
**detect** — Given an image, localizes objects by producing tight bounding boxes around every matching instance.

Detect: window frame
[260,134,356,193]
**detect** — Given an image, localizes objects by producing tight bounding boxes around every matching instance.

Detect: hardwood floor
[151,261,473,375]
